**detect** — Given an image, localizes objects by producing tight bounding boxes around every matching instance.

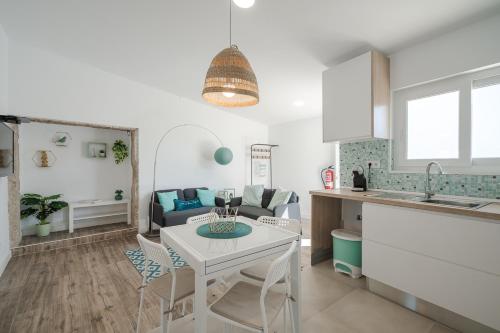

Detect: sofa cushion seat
[163,206,213,227]
[237,205,273,220]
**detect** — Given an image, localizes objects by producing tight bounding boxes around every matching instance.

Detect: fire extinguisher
[321,165,335,190]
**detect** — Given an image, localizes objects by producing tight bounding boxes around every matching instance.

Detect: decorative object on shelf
[20,193,68,237]
[217,188,236,204]
[32,150,56,167]
[250,144,278,188]
[146,124,234,237]
[53,131,72,147]
[115,189,124,201]
[202,0,258,107]
[112,139,129,164]
[88,142,107,158]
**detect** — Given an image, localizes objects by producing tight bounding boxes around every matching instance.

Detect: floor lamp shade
[214,147,233,165]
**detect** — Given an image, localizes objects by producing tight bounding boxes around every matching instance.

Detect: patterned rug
[125,247,187,282]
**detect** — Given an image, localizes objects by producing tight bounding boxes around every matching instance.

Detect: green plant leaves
[112,139,129,164]
[21,207,38,219]
[20,193,68,223]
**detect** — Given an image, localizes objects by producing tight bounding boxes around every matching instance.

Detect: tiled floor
[167,260,457,333]
[0,222,458,333]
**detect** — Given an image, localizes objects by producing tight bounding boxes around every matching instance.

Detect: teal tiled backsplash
[339,139,500,200]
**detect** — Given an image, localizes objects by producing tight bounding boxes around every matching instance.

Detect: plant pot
[36,223,51,237]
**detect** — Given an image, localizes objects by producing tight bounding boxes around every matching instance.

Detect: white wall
[19,123,132,235]
[390,14,500,90]
[8,41,268,232]
[269,117,334,218]
[0,23,10,275]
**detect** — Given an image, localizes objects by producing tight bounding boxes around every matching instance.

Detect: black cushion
[288,191,298,204]
[261,189,276,208]
[238,205,273,220]
[184,187,208,200]
[154,189,184,203]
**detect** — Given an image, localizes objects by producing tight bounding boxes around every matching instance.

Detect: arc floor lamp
[147,123,233,236]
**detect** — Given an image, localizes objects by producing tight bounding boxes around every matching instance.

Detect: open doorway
[9,117,139,255]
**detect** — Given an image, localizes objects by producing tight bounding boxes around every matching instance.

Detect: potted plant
[112,140,129,164]
[115,189,124,201]
[20,193,68,237]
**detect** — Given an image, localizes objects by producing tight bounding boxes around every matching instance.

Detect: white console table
[68,199,131,233]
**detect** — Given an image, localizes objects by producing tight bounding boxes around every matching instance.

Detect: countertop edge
[309,189,500,222]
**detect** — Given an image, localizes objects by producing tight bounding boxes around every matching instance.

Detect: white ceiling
[1,0,500,124]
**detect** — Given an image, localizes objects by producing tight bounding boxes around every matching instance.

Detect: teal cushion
[196,189,216,207]
[157,191,178,212]
[242,185,264,207]
[174,198,203,211]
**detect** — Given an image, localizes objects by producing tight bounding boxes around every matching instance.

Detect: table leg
[290,244,302,332]
[194,273,208,333]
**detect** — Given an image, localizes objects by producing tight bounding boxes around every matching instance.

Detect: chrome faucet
[424,161,444,199]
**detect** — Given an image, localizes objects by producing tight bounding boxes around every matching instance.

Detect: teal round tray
[196,222,252,239]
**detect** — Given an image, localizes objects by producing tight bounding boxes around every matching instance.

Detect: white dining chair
[240,216,301,283]
[136,234,214,333]
[186,212,218,225]
[208,240,299,333]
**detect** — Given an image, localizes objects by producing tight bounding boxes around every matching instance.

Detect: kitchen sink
[371,192,489,209]
[413,198,487,209]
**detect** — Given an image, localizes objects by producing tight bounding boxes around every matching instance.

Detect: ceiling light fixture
[232,0,255,8]
[202,0,259,107]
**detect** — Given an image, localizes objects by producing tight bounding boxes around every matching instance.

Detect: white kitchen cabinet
[322,50,390,142]
[362,203,500,330]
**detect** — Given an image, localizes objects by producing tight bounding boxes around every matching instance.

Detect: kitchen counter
[309,188,500,222]
[309,188,500,265]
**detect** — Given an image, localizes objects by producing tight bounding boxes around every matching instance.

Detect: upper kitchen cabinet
[323,50,390,142]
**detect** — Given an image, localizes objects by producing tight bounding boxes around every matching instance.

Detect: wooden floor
[0,220,455,333]
[20,222,130,246]
[1,237,156,333]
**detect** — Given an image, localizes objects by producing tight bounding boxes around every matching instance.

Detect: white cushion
[267,188,292,211]
[242,185,264,207]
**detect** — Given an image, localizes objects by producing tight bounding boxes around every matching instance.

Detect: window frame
[392,66,500,174]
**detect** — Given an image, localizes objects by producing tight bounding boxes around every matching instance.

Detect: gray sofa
[230,189,301,220]
[151,187,225,227]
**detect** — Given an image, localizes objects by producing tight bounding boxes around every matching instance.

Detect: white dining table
[160,216,302,333]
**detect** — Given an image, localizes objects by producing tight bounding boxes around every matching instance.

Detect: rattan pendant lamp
[202,0,259,107]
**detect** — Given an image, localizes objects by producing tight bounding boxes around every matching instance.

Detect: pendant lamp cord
[229,0,232,46]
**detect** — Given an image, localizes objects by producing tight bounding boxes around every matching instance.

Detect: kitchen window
[392,66,500,173]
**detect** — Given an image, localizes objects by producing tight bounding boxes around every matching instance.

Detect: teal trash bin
[331,229,362,279]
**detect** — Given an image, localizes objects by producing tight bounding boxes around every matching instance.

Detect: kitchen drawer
[362,203,500,275]
[363,239,500,330]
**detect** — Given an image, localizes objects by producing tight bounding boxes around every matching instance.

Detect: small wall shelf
[88,142,107,158]
[68,199,130,233]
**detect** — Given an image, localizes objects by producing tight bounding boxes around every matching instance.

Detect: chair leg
[136,287,145,333]
[181,299,187,316]
[166,311,173,333]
